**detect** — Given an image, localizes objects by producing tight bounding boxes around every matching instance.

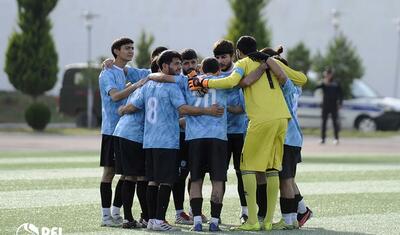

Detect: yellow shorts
[240,118,288,172]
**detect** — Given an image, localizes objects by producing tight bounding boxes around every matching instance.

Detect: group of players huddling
[98,35,313,232]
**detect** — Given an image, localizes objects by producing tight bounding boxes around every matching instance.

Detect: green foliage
[287,42,312,74]
[312,35,364,98]
[24,102,51,131]
[287,42,316,91]
[226,0,271,48]
[4,0,58,99]
[135,30,154,68]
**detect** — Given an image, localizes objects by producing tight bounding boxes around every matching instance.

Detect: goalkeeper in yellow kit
[189,36,307,230]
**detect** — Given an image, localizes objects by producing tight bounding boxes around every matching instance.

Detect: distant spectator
[316,68,343,144]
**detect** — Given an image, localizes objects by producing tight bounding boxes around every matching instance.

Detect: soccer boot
[152,220,180,231]
[230,221,261,231]
[190,223,203,232]
[272,219,295,230]
[175,211,193,225]
[240,214,248,224]
[101,217,121,227]
[209,222,222,232]
[298,207,313,227]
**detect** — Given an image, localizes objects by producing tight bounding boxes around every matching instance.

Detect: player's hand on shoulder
[102,58,114,70]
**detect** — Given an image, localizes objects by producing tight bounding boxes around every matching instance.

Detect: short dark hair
[151,46,168,59]
[150,56,159,73]
[201,57,220,74]
[213,39,234,56]
[181,48,198,61]
[111,37,133,58]
[236,36,257,55]
[157,50,182,69]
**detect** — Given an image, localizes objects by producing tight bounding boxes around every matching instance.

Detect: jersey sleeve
[126,67,151,83]
[169,85,186,109]
[207,60,246,89]
[275,60,308,87]
[99,71,117,96]
[131,87,145,109]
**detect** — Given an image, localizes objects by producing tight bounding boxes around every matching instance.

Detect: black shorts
[145,148,179,184]
[178,132,189,176]
[100,134,116,167]
[226,133,244,171]
[279,145,302,179]
[114,137,146,176]
[188,138,228,182]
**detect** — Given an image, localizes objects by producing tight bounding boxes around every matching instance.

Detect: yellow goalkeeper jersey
[207,57,307,123]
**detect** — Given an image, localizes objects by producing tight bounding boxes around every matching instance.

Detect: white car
[297,79,400,132]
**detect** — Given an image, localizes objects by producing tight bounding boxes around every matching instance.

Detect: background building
[1,0,399,97]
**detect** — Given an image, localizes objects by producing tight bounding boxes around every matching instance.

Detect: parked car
[59,63,102,127]
[298,79,400,132]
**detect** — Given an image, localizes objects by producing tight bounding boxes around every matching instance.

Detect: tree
[5,0,58,99]
[312,34,364,98]
[226,0,271,48]
[4,0,58,130]
[287,42,316,91]
[135,30,154,68]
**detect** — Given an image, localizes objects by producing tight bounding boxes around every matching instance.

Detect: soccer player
[113,85,148,229]
[119,50,224,231]
[184,57,229,232]
[241,46,312,229]
[172,48,199,225]
[98,37,149,227]
[189,36,307,231]
[213,39,249,223]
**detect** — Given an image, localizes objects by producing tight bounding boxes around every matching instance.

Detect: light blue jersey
[184,74,228,141]
[282,79,303,147]
[221,65,247,134]
[226,88,247,134]
[132,80,186,149]
[99,65,128,135]
[113,89,145,143]
[126,66,151,83]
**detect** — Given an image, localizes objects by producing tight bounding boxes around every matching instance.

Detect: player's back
[113,90,145,144]
[185,75,228,141]
[140,80,186,149]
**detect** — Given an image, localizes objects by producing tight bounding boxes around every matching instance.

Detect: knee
[102,167,115,182]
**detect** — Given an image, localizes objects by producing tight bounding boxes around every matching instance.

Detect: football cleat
[298,207,313,227]
[175,211,193,225]
[122,219,141,229]
[240,214,248,224]
[209,222,221,232]
[101,217,121,227]
[272,219,295,230]
[190,223,203,232]
[152,220,180,231]
[230,222,261,231]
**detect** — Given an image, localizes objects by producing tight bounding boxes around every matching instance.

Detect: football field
[1,140,400,234]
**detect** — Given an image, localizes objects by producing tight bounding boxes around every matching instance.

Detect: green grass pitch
[1,151,399,234]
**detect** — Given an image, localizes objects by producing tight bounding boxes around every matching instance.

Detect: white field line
[1,180,400,209]
[1,163,400,181]
[0,156,98,164]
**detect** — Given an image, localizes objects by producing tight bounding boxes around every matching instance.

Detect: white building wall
[0,0,399,97]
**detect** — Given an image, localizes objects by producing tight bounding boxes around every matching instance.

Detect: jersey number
[146,97,158,124]
[194,89,217,107]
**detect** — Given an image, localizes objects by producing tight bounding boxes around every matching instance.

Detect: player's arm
[178,104,224,117]
[227,105,244,114]
[238,62,268,87]
[147,72,176,83]
[276,60,308,86]
[118,103,140,115]
[108,78,148,102]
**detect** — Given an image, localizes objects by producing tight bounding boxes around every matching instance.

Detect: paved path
[0,131,399,155]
